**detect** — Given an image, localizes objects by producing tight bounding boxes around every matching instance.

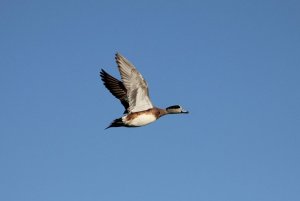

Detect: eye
[168,105,180,109]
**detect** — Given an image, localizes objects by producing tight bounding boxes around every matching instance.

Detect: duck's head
[166,105,189,114]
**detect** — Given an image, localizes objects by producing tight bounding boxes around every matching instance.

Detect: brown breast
[125,108,167,122]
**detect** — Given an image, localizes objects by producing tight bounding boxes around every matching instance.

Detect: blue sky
[1,0,300,200]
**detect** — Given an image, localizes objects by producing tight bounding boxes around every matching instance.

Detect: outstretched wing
[100,69,129,113]
[115,53,153,113]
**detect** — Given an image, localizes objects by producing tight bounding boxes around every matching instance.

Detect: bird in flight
[100,53,188,129]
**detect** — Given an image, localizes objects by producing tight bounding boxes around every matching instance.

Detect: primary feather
[115,53,153,113]
[100,69,129,113]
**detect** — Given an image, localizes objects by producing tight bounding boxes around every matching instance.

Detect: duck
[100,53,188,129]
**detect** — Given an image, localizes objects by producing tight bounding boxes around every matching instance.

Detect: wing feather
[100,69,129,113]
[115,53,153,113]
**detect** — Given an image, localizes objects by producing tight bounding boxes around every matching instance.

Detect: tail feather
[105,117,124,129]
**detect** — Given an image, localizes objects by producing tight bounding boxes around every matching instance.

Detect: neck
[157,108,168,117]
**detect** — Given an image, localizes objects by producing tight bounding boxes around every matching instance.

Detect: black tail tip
[105,118,124,129]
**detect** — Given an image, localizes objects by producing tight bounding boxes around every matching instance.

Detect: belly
[126,114,157,127]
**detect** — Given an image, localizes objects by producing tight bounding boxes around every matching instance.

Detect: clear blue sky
[1,0,299,201]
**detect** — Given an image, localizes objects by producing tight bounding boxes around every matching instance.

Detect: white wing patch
[116,53,154,113]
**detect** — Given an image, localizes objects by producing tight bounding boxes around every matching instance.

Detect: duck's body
[107,107,166,128]
[100,53,188,129]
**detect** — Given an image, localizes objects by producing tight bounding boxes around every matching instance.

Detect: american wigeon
[100,53,188,129]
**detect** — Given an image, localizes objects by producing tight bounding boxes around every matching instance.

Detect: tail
[105,117,124,129]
